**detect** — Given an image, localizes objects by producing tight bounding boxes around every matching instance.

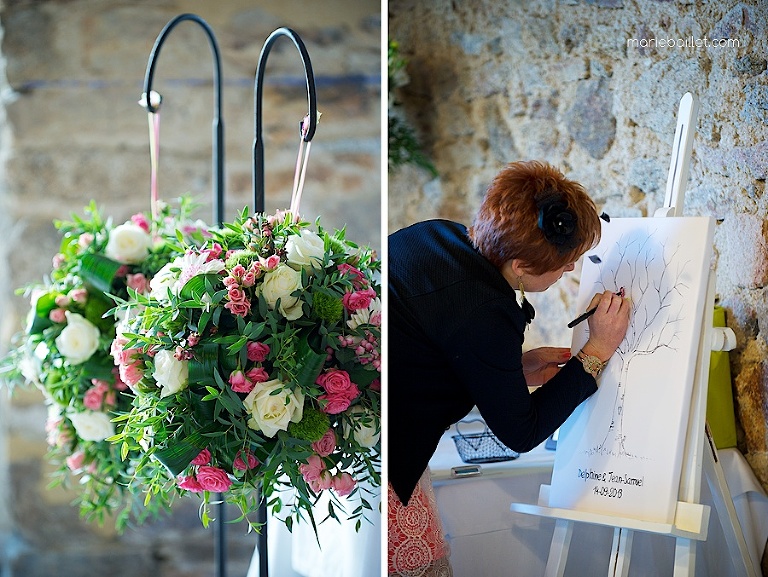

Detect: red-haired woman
[387,160,630,576]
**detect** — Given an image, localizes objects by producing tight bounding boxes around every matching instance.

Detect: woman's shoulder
[389,219,467,245]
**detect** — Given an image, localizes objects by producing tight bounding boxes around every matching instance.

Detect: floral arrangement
[110,208,381,531]
[0,198,206,529]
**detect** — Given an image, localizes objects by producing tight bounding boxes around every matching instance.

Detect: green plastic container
[706,306,737,449]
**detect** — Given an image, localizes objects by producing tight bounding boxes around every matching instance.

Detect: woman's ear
[508,258,529,278]
[500,259,529,287]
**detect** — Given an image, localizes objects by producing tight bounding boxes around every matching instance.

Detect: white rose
[153,349,189,398]
[286,229,325,272]
[261,264,304,320]
[343,406,380,448]
[55,312,100,365]
[105,222,152,264]
[149,261,178,301]
[68,410,115,442]
[243,379,305,438]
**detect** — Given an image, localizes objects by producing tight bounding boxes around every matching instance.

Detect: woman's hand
[583,290,631,361]
[522,347,572,387]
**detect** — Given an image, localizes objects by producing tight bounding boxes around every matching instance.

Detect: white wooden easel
[511,93,758,577]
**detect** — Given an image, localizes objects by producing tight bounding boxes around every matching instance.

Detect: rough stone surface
[0,1,380,575]
[389,0,768,498]
[565,78,616,159]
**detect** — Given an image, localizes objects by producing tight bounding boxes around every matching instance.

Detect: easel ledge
[511,486,710,541]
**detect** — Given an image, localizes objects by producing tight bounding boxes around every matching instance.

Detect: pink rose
[225,299,251,317]
[196,466,232,492]
[52,253,65,269]
[66,451,86,472]
[49,308,67,323]
[246,341,270,362]
[112,367,129,391]
[78,232,95,248]
[126,273,151,294]
[309,470,334,493]
[228,287,246,302]
[262,254,280,270]
[342,287,376,311]
[370,378,381,392]
[229,370,255,393]
[103,390,116,408]
[311,429,336,457]
[177,475,204,493]
[131,213,151,232]
[119,361,144,388]
[316,369,353,395]
[54,294,71,307]
[83,386,104,411]
[230,264,247,281]
[70,288,88,304]
[246,367,269,384]
[242,270,257,287]
[337,263,366,289]
[332,472,356,497]
[233,450,259,471]
[191,448,211,466]
[319,393,353,415]
[115,265,129,278]
[299,455,326,483]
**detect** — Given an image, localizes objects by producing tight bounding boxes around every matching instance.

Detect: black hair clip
[537,197,578,251]
[599,212,611,223]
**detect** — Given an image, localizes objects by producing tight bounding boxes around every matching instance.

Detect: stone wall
[389,0,768,491]
[0,1,380,575]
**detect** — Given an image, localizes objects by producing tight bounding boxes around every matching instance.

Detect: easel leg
[702,437,758,577]
[545,519,573,577]
[608,527,633,577]
[673,537,696,577]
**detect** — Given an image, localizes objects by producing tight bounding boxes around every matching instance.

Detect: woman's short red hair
[468,160,600,275]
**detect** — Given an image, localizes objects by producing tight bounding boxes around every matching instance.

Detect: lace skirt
[388,468,453,577]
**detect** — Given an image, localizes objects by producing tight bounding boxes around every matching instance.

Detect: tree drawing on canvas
[548,217,714,524]
[587,230,691,460]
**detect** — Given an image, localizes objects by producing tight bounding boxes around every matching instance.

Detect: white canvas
[549,216,715,524]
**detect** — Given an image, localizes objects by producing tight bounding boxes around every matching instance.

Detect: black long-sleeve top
[388,219,597,504]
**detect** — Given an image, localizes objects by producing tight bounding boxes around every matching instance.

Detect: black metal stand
[253,27,317,212]
[142,13,225,226]
[251,28,318,577]
[141,13,227,577]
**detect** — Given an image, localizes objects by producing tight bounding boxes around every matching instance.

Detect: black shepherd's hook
[141,16,227,577]
[142,13,225,225]
[253,27,317,213]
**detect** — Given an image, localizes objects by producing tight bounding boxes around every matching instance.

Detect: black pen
[567,287,625,329]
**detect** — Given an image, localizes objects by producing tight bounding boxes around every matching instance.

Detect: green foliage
[388,39,438,177]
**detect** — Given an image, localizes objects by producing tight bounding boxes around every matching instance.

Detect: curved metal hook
[253,27,318,213]
[142,13,225,225]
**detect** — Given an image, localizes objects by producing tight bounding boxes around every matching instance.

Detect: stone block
[733,358,768,457]
[717,214,768,289]
[565,78,615,159]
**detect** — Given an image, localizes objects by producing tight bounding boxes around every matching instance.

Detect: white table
[429,423,768,577]
[247,487,381,577]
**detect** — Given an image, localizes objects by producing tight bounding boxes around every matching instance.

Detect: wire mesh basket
[452,418,519,464]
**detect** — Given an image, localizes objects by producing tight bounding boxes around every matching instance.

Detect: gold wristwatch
[576,349,607,378]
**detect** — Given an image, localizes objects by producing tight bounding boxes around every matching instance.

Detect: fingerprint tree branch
[588,230,691,458]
